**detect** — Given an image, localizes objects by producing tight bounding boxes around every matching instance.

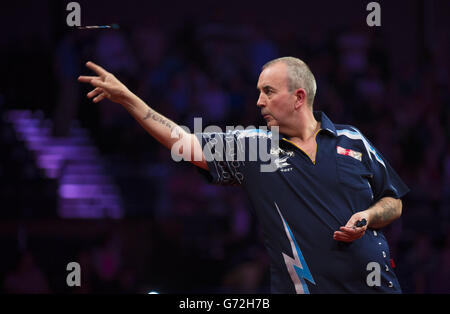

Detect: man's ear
[294,88,307,110]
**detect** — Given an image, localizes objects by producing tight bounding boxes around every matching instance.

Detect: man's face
[256,62,297,130]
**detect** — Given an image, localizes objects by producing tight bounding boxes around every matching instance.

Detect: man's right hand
[77,61,209,171]
[78,61,132,105]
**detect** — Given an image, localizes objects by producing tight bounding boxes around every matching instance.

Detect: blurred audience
[0,4,449,294]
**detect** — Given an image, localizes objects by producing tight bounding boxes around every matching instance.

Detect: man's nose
[256,94,265,107]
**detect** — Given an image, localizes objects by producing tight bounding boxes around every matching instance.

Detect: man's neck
[287,110,320,143]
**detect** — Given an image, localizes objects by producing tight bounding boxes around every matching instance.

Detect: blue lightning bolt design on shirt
[275,202,315,294]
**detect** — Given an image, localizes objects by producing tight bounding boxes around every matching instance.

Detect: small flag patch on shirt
[336,146,362,161]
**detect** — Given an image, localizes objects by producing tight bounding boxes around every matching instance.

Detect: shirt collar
[313,111,337,137]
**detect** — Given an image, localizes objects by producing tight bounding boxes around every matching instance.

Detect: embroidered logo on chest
[270,147,294,172]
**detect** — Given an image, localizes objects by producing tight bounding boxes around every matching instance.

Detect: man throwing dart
[78,57,409,293]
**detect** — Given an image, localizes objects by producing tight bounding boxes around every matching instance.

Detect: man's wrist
[362,197,402,229]
[361,208,375,227]
[121,90,140,109]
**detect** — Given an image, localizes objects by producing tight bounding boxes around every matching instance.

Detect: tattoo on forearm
[371,198,399,225]
[143,109,178,135]
[143,110,152,120]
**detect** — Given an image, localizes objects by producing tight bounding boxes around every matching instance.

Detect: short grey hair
[262,57,317,107]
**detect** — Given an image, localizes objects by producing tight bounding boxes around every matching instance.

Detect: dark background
[0,0,449,293]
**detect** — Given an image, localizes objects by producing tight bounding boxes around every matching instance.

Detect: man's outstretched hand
[78,61,132,105]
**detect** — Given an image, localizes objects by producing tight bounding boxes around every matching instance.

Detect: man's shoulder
[334,124,369,140]
[334,124,386,166]
[333,124,371,151]
[334,123,361,132]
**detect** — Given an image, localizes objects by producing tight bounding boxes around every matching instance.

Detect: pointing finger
[86,61,109,77]
[78,76,98,83]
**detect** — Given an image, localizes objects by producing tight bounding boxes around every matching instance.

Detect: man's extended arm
[78,61,208,170]
[333,196,402,242]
